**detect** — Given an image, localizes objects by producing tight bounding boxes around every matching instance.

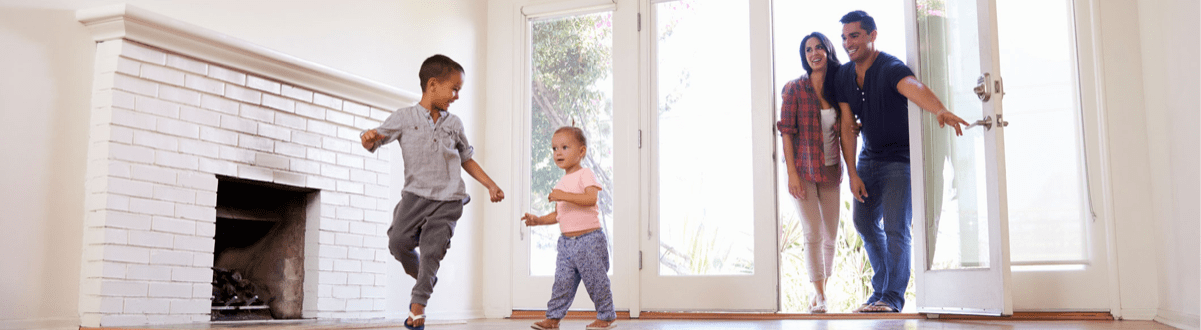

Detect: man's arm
[462,159,505,202]
[548,186,600,207]
[896,76,969,136]
[839,102,867,202]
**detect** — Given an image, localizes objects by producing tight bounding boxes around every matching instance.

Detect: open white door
[908,0,1014,316]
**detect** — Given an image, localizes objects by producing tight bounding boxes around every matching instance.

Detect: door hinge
[638,251,643,270]
[638,13,642,32]
[638,129,643,149]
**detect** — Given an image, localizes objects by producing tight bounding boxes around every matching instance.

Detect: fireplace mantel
[76,4,419,110]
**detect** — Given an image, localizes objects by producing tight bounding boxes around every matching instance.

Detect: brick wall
[79,39,396,326]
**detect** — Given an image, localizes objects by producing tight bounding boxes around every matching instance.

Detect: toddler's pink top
[554,168,603,233]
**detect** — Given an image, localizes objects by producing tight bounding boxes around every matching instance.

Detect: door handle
[974,73,992,101]
[965,115,993,130]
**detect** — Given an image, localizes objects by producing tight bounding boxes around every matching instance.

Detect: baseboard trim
[0,317,79,330]
[1120,308,1159,320]
[511,311,1115,321]
[1155,308,1200,330]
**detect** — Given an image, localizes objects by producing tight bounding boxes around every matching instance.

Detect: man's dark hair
[839,10,877,34]
[419,54,464,92]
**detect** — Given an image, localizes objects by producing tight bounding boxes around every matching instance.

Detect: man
[834,10,968,313]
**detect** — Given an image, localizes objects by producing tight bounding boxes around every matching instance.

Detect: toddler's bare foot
[531,318,560,329]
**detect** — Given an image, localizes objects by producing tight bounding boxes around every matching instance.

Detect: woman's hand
[788,173,806,200]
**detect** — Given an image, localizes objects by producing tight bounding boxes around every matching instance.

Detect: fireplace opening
[213,176,318,321]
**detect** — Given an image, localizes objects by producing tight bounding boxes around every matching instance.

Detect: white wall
[1136,0,1201,328]
[0,0,488,328]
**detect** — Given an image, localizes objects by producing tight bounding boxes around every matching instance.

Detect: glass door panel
[640,0,776,311]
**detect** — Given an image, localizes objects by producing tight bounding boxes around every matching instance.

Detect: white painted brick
[375,250,392,262]
[153,186,195,204]
[336,181,364,194]
[155,151,200,170]
[178,172,217,192]
[193,252,213,268]
[349,194,378,211]
[247,75,281,94]
[225,84,262,104]
[94,71,116,91]
[114,73,159,96]
[239,134,275,152]
[200,94,239,115]
[200,126,238,146]
[126,264,172,281]
[135,95,180,118]
[176,204,215,222]
[319,230,336,244]
[220,115,257,134]
[140,64,186,86]
[147,315,193,325]
[361,285,386,298]
[150,250,192,266]
[253,152,289,170]
[159,85,202,106]
[322,191,349,205]
[112,90,138,110]
[332,285,360,299]
[117,57,142,76]
[273,171,306,187]
[257,122,291,141]
[290,159,321,175]
[102,280,149,297]
[336,126,362,141]
[274,141,306,159]
[149,282,193,298]
[105,211,152,231]
[275,112,307,130]
[199,158,237,176]
[238,165,273,182]
[195,221,215,237]
[364,159,389,174]
[342,102,370,117]
[320,244,348,259]
[317,297,346,310]
[321,205,336,218]
[335,233,363,247]
[363,234,388,247]
[318,272,348,285]
[321,137,354,154]
[309,148,338,164]
[179,106,221,127]
[325,110,355,126]
[291,131,322,147]
[124,298,172,314]
[171,266,211,282]
[170,298,210,314]
[208,65,246,85]
[93,193,131,212]
[99,296,125,313]
[369,108,392,121]
[355,116,381,130]
[336,207,364,221]
[178,138,219,158]
[262,94,296,112]
[347,299,374,311]
[239,104,275,123]
[130,164,178,185]
[295,102,327,120]
[132,130,178,151]
[319,259,334,271]
[81,260,126,279]
[307,176,336,190]
[129,197,175,216]
[320,218,349,232]
[152,216,196,235]
[337,154,365,170]
[320,163,350,180]
[184,74,223,95]
[121,42,167,64]
[174,235,213,252]
[166,54,207,74]
[313,92,343,109]
[107,177,154,198]
[99,314,148,326]
[278,85,313,102]
[195,190,217,207]
[347,246,376,261]
[307,120,337,137]
[103,245,151,263]
[84,227,128,245]
[128,230,174,249]
[348,221,375,236]
[112,108,158,131]
[361,261,387,274]
[192,283,210,298]
[347,273,374,285]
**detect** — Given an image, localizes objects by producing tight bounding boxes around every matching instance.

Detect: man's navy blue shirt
[834,51,914,163]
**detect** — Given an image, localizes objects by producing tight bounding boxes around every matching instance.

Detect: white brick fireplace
[75,4,417,327]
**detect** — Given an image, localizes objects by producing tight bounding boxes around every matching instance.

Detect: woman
[776,32,843,314]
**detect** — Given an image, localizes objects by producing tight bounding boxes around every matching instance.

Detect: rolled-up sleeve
[454,121,474,162]
[776,79,801,135]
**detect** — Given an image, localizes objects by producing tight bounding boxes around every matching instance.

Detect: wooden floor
[85,317,1177,330]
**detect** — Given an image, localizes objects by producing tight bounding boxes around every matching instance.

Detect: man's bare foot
[406,303,425,328]
[531,318,560,329]
[586,319,615,329]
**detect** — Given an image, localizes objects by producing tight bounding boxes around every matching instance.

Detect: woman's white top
[820,108,839,166]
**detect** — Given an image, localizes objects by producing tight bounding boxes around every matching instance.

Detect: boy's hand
[547,189,569,202]
[489,186,505,202]
[360,129,382,150]
[521,213,541,226]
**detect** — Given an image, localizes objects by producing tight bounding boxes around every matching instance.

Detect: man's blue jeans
[852,159,912,311]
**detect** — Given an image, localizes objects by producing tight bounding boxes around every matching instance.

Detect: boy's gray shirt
[364,104,474,201]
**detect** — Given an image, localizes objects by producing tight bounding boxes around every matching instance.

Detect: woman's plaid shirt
[777,75,842,184]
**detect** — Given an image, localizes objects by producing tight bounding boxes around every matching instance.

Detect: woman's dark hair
[419,54,464,92]
[799,32,841,107]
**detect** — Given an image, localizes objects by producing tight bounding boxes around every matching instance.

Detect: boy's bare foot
[585,319,615,330]
[531,318,560,329]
